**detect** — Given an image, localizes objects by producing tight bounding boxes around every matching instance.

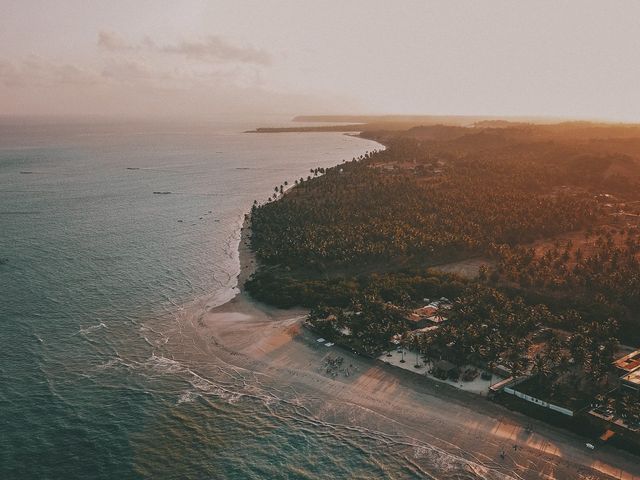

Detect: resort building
[621,367,640,395]
[406,311,431,329]
[613,349,640,374]
[407,299,451,328]
[612,349,640,395]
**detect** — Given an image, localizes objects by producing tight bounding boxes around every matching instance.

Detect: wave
[177,390,198,405]
[122,347,514,480]
[74,322,107,336]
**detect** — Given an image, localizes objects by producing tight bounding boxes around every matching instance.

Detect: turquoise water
[0,119,397,479]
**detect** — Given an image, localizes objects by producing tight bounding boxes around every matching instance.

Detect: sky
[1,0,640,121]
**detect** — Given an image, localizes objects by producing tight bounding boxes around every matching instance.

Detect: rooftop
[414,306,438,317]
[410,325,440,335]
[613,349,640,373]
[621,368,640,386]
[426,314,447,324]
[407,313,425,324]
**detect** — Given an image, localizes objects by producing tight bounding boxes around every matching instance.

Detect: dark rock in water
[20,171,34,174]
[126,167,140,170]
[0,258,8,265]
[152,191,171,195]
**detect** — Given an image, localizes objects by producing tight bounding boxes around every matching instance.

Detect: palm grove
[246,121,640,405]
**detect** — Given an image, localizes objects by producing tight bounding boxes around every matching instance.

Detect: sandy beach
[158,216,640,480]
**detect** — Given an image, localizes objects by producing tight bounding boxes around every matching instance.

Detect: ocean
[1,119,511,480]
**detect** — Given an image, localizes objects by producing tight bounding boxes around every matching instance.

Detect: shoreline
[155,146,640,479]
[236,213,256,294]
[154,209,640,480]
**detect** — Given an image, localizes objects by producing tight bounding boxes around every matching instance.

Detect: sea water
[0,119,503,479]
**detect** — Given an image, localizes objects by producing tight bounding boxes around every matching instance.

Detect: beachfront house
[407,299,450,329]
[614,350,640,396]
[610,349,640,396]
[621,369,640,395]
[613,350,640,375]
[409,325,440,337]
[501,380,581,417]
[406,311,430,329]
[580,350,640,449]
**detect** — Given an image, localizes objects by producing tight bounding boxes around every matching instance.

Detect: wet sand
[160,216,640,480]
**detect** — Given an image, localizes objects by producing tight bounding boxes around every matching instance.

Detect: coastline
[236,213,256,293]
[154,205,640,480]
[147,124,640,478]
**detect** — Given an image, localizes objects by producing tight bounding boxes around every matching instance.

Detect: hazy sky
[2,0,640,121]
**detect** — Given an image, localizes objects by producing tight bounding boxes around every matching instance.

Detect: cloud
[158,37,271,65]
[97,30,271,66]
[0,31,273,91]
[0,57,99,87]
[97,31,132,51]
[0,30,351,118]
[0,53,263,94]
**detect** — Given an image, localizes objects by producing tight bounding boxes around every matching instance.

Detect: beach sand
[159,216,640,480]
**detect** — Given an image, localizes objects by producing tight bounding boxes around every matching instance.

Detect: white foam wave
[75,322,107,336]
[177,390,198,405]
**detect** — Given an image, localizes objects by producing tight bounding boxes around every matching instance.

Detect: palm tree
[414,348,422,368]
[531,354,551,386]
[420,336,434,367]
[398,333,408,363]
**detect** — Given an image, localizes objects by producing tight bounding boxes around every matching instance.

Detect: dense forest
[246,121,640,347]
[250,140,599,268]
